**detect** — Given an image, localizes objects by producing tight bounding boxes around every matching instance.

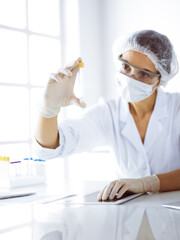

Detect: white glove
[97,175,160,201]
[37,58,86,118]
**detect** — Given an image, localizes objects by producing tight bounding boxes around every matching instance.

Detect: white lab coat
[34,87,180,178]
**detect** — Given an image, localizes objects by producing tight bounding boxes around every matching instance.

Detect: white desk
[0,180,107,204]
[0,182,180,239]
[0,180,180,207]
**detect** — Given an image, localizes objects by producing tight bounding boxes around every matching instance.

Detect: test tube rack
[0,156,46,188]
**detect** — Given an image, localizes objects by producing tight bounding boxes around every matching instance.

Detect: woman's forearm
[34,115,59,149]
[157,169,180,192]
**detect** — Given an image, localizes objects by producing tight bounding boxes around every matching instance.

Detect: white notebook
[56,191,144,205]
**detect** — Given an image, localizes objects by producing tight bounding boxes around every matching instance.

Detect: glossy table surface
[0,182,180,240]
[33,202,180,240]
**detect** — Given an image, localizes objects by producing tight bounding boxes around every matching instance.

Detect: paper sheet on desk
[0,191,36,201]
[0,191,77,205]
[162,201,180,210]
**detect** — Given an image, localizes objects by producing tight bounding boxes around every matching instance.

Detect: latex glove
[97,175,160,201]
[37,57,86,118]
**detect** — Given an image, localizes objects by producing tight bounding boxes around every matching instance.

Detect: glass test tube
[0,156,10,176]
[10,161,21,176]
[76,61,84,102]
[34,159,46,176]
[23,158,33,175]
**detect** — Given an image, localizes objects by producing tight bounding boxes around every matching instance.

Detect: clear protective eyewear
[118,56,161,84]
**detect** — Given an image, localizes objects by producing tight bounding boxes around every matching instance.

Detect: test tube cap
[78,61,84,68]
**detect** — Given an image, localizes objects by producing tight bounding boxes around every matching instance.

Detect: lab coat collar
[120,87,168,122]
[120,87,168,153]
[152,87,168,120]
[144,87,168,152]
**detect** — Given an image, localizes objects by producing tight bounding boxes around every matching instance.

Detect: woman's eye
[141,72,149,78]
[122,63,129,70]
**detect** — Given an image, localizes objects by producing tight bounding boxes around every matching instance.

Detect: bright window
[0,0,26,29]
[0,29,28,84]
[0,0,61,160]
[0,0,117,187]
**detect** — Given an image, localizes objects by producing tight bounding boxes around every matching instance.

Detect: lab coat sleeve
[33,101,113,160]
[174,93,180,145]
[170,92,180,154]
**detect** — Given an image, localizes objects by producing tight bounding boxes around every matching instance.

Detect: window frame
[0,0,64,153]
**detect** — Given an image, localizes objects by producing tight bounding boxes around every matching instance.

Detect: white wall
[78,0,106,106]
[78,0,180,104]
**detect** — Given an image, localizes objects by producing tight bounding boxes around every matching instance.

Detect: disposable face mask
[116,72,158,103]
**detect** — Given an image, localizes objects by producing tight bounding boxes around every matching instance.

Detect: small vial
[34,159,46,176]
[75,61,85,104]
[10,162,16,177]
[21,158,29,175]
[1,157,10,176]
[23,158,33,175]
[10,161,21,176]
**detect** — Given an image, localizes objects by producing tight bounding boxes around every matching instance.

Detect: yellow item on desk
[0,156,10,161]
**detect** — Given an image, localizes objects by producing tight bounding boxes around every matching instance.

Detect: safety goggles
[118,56,161,83]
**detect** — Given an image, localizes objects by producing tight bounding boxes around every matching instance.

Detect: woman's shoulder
[83,97,122,122]
[87,97,122,112]
[160,88,180,116]
[159,87,180,101]
[101,97,122,114]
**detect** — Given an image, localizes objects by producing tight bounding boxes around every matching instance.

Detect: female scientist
[34,30,180,201]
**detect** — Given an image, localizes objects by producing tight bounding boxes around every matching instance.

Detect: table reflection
[33,204,180,240]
